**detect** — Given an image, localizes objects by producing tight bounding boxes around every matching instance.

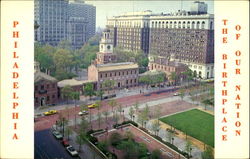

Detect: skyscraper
[34,0,68,46]
[35,0,96,49]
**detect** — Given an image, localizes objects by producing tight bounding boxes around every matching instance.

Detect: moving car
[66,145,78,157]
[78,110,88,116]
[44,110,58,116]
[52,130,63,140]
[87,103,97,109]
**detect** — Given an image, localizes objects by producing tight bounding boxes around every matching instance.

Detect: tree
[124,130,134,140]
[201,146,214,159]
[102,79,115,94]
[117,104,123,121]
[97,112,103,129]
[166,129,174,143]
[129,107,135,120]
[84,83,95,99]
[65,126,73,140]
[96,90,104,100]
[76,132,86,151]
[151,149,161,159]
[72,91,80,128]
[109,132,122,146]
[102,111,110,125]
[179,88,185,101]
[79,116,89,134]
[133,101,139,112]
[108,99,117,116]
[95,100,102,114]
[185,139,192,158]
[151,120,160,136]
[202,99,211,110]
[170,72,177,86]
[61,85,74,104]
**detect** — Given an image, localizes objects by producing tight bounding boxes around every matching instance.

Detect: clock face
[107,45,111,49]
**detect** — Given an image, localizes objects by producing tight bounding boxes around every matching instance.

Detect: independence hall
[106,1,214,79]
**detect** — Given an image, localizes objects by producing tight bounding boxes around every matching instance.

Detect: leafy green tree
[170,72,177,86]
[109,132,122,146]
[151,149,161,159]
[84,83,96,99]
[202,99,211,110]
[102,79,115,94]
[61,85,74,104]
[96,90,104,100]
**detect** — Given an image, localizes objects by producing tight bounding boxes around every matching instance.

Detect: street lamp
[122,109,125,122]
[172,137,174,145]
[190,147,192,158]
[144,121,147,129]
[132,115,135,121]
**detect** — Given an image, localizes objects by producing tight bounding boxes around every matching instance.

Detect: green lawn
[160,109,214,147]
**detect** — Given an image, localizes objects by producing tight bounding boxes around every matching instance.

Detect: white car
[66,145,78,157]
[78,110,88,116]
[174,92,180,96]
[52,130,63,140]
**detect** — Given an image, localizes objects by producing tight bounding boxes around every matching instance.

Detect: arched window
[192,21,195,29]
[196,21,200,29]
[187,21,190,29]
[152,22,154,28]
[166,21,169,28]
[155,22,158,28]
[201,21,205,29]
[178,21,181,28]
[174,21,177,28]
[162,21,165,28]
[159,21,161,28]
[170,21,172,28]
[182,21,186,29]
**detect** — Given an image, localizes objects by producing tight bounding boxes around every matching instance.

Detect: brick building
[34,71,58,107]
[148,58,188,81]
[88,29,139,90]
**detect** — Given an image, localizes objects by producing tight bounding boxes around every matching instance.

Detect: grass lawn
[160,109,214,147]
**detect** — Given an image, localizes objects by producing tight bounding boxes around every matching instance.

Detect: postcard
[0,0,249,159]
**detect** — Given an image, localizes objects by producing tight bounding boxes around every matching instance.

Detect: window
[105,73,107,77]
[41,85,44,90]
[100,74,102,78]
[47,84,50,89]
[47,96,50,101]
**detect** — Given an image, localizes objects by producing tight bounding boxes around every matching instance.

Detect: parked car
[61,139,69,147]
[174,92,180,96]
[103,94,116,99]
[87,103,97,109]
[66,145,78,157]
[52,130,63,140]
[78,110,88,116]
[44,110,58,116]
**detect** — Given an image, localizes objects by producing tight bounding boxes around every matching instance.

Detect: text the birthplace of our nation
[12,21,20,140]
[220,19,242,141]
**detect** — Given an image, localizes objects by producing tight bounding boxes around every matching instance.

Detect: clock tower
[96,29,116,64]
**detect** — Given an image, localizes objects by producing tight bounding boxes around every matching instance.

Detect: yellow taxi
[44,110,58,116]
[87,103,97,109]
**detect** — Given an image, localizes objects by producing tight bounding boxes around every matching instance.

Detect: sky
[85,1,214,28]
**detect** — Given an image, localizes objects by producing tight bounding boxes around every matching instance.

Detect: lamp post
[172,137,174,145]
[122,110,125,122]
[190,147,192,158]
[132,115,135,122]
[62,117,65,137]
[74,104,77,129]
[144,121,147,129]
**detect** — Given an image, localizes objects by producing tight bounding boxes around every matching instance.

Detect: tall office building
[106,11,151,53]
[106,1,214,79]
[35,0,96,49]
[34,0,68,46]
[68,0,96,48]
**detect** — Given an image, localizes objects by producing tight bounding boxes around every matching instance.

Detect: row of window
[100,70,138,78]
[35,83,56,91]
[35,94,56,103]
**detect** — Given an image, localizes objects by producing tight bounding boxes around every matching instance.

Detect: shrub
[109,132,122,146]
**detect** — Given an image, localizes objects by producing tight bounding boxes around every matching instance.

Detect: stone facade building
[106,1,214,79]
